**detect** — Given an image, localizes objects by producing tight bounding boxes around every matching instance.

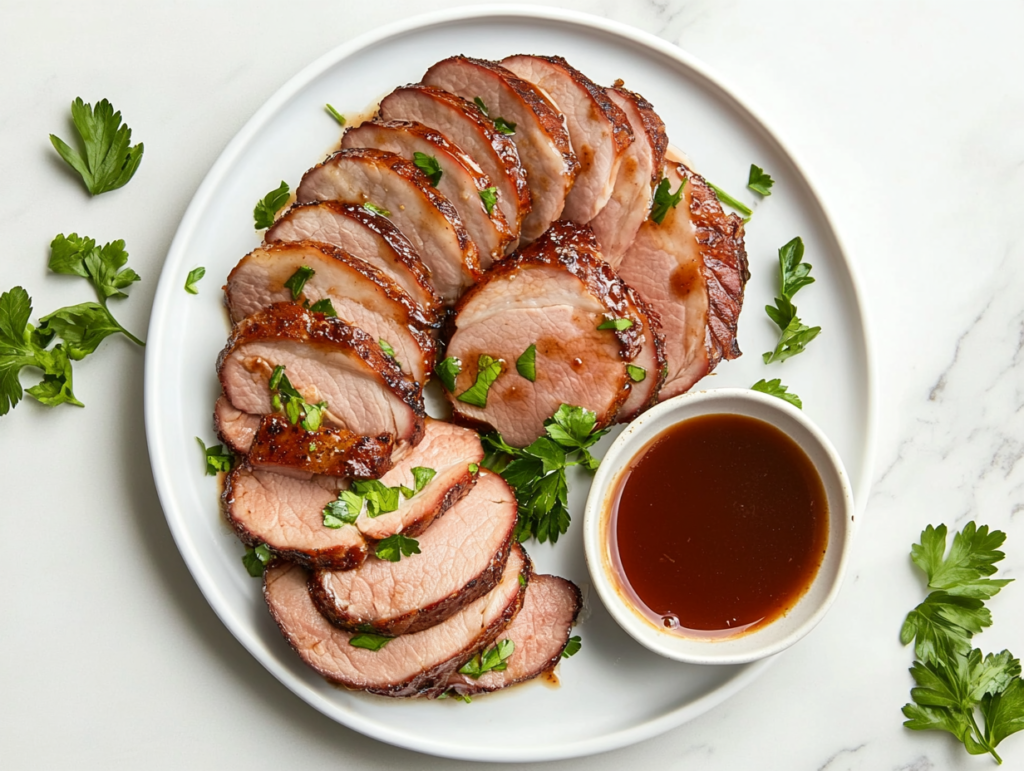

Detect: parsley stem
[707,182,753,217]
[100,299,145,346]
[968,710,1001,764]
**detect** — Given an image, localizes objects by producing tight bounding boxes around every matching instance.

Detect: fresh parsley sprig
[901,522,1024,764]
[184,267,206,295]
[748,164,774,196]
[650,177,685,225]
[268,365,327,431]
[707,181,752,217]
[482,404,609,543]
[763,237,820,364]
[375,533,421,562]
[242,543,274,577]
[50,98,144,196]
[751,378,802,409]
[196,437,233,475]
[254,181,290,229]
[459,639,514,678]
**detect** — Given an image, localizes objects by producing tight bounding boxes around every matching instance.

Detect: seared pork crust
[683,162,749,362]
[617,284,668,421]
[611,83,668,186]
[247,416,396,479]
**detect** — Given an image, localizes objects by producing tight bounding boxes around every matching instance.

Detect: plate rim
[144,4,877,762]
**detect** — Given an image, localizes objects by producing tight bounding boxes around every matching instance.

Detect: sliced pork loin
[217,303,425,448]
[617,286,667,422]
[225,241,436,385]
[265,201,442,324]
[617,162,748,399]
[214,394,260,455]
[444,574,582,697]
[295,148,482,304]
[423,57,579,243]
[500,55,633,223]
[247,416,395,479]
[310,470,517,636]
[588,84,668,267]
[264,545,529,697]
[342,120,514,268]
[445,221,648,447]
[222,419,482,569]
[378,85,530,246]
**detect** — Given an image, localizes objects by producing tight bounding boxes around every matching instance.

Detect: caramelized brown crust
[681,163,749,363]
[266,201,444,324]
[309,530,514,637]
[617,283,668,421]
[611,83,668,186]
[248,416,396,479]
[379,84,532,222]
[217,302,426,445]
[390,466,477,540]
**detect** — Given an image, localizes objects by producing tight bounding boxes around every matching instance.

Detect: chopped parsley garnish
[650,177,685,224]
[375,533,421,562]
[438,690,472,703]
[456,354,503,408]
[411,466,436,493]
[268,365,327,431]
[473,97,489,115]
[349,633,392,651]
[435,356,461,392]
[472,97,515,134]
[901,522,1024,764]
[322,492,363,528]
[763,237,820,364]
[378,338,400,366]
[308,298,337,316]
[413,152,443,186]
[242,543,273,577]
[351,479,402,518]
[254,181,290,229]
[363,201,390,217]
[482,404,609,543]
[50,97,144,196]
[707,181,753,217]
[748,164,774,196]
[561,635,582,659]
[516,344,537,382]
[284,265,315,300]
[184,267,205,295]
[597,317,633,331]
[626,364,646,382]
[468,462,479,475]
[196,437,233,475]
[518,573,526,587]
[325,104,346,125]
[751,378,802,409]
[479,186,498,215]
[459,639,514,678]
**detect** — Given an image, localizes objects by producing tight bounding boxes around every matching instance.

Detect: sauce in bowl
[608,413,829,638]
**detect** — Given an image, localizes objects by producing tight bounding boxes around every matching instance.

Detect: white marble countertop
[3,2,1023,768]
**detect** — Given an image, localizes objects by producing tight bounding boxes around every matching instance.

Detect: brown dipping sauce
[609,413,829,638]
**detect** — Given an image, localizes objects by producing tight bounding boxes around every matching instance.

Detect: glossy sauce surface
[611,413,828,637]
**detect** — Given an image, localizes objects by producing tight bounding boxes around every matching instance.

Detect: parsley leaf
[363,202,391,217]
[762,314,821,364]
[435,356,461,392]
[413,152,443,186]
[411,466,436,493]
[322,491,363,528]
[748,164,774,196]
[562,635,582,659]
[349,633,392,651]
[0,286,83,415]
[650,177,685,224]
[597,317,633,331]
[439,689,473,703]
[479,186,498,215]
[242,543,274,577]
[308,298,336,316]
[254,181,290,229]
[707,181,753,217]
[778,237,815,299]
[325,104,346,125]
[493,117,516,135]
[284,266,315,300]
[352,479,402,518]
[473,97,490,116]
[627,364,646,382]
[50,97,144,195]
[37,303,124,361]
[184,267,205,295]
[375,533,420,562]
[912,522,1012,599]
[763,239,820,364]
[456,354,503,408]
[751,378,802,409]
[378,338,400,367]
[196,437,233,475]
[516,344,537,382]
[459,639,514,678]
[268,365,328,431]
[468,462,479,475]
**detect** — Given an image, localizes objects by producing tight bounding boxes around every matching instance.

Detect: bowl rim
[582,387,856,665]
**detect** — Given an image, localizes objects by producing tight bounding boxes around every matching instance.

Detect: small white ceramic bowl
[583,388,855,665]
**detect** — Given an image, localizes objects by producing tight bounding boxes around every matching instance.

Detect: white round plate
[144,5,875,763]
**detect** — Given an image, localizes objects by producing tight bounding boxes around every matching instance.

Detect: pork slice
[423,57,579,243]
[588,85,668,266]
[225,241,436,385]
[310,470,516,636]
[265,201,442,325]
[296,148,481,304]
[247,415,395,479]
[500,55,633,223]
[263,545,529,697]
[444,574,582,697]
[616,285,667,422]
[342,120,513,268]
[217,303,425,446]
[214,394,261,454]
[353,418,484,542]
[225,464,368,570]
[445,221,642,446]
[379,85,530,246]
